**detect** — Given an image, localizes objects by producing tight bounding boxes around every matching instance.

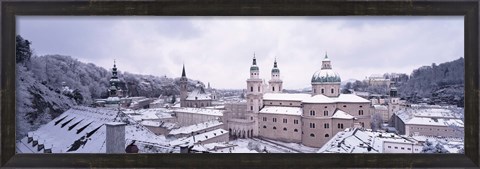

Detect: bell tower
[180,64,188,107]
[246,53,263,136]
[268,57,283,93]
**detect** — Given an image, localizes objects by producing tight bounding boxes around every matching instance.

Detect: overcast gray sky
[17,16,463,89]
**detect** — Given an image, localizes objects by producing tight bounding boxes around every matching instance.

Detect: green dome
[311,69,341,83]
[250,65,259,71]
[271,68,280,73]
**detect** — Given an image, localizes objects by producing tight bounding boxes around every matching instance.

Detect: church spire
[181,64,186,77]
[325,51,328,59]
[273,56,277,68]
[252,52,257,65]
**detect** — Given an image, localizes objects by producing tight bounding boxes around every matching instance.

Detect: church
[240,53,372,148]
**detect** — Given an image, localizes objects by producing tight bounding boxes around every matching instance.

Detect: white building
[317,128,423,153]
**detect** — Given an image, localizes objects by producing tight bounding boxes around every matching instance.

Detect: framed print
[1,0,479,168]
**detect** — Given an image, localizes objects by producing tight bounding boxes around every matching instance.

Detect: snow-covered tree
[422,140,449,153]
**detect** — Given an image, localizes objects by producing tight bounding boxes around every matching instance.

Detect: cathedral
[243,53,372,148]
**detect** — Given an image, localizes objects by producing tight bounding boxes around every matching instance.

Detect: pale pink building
[246,53,372,148]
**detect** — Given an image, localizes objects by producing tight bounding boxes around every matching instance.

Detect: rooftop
[174,107,224,117]
[259,106,303,116]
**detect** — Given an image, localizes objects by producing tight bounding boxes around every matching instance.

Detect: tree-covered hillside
[398,57,464,106]
[15,35,203,140]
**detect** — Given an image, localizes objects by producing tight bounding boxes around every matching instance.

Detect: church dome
[250,65,259,71]
[311,69,341,83]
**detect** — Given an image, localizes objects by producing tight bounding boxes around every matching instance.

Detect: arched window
[263,125,266,128]
[338,123,341,128]
[321,89,325,93]
[273,126,277,130]
[324,123,329,128]
[341,124,344,129]
[294,129,298,132]
[251,106,253,111]
[250,86,253,92]
[324,110,328,116]
[272,87,275,91]
[310,133,315,137]
[331,88,334,93]
[359,110,364,115]
[325,134,329,137]
[283,127,287,131]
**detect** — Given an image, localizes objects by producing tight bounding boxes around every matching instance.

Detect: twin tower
[246,54,283,114]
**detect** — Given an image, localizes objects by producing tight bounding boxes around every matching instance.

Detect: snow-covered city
[15,17,464,154]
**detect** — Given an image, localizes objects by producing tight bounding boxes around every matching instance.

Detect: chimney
[106,122,126,153]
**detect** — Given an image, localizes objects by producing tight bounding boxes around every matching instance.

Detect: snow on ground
[228,138,318,153]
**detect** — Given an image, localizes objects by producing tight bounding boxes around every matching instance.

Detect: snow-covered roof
[373,105,388,111]
[174,107,223,117]
[169,121,223,135]
[141,121,161,127]
[263,93,311,102]
[318,128,418,153]
[302,94,335,103]
[169,128,228,147]
[311,69,341,83]
[331,109,354,119]
[191,142,257,153]
[186,89,212,101]
[259,106,303,116]
[16,106,169,153]
[335,94,371,103]
[127,108,173,121]
[395,107,464,128]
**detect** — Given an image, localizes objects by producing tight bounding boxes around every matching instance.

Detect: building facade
[240,53,372,148]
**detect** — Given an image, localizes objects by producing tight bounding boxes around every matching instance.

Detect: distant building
[95,61,131,108]
[318,128,423,153]
[179,65,216,108]
[392,105,464,138]
[366,74,391,87]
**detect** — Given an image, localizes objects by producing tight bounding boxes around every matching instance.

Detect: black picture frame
[1,0,479,168]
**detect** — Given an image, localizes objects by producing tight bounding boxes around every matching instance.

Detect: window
[289,103,292,105]
[251,117,253,120]
[359,110,364,115]
[359,105,363,108]
[310,110,316,116]
[272,87,275,91]
[401,147,405,150]
[273,118,277,122]
[273,126,277,130]
[263,125,266,128]
[324,106,327,108]
[407,148,411,150]
[250,86,253,92]
[338,123,344,129]
[283,119,287,123]
[270,102,272,105]
[283,127,287,131]
[310,133,315,137]
[294,129,298,132]
[263,117,267,121]
[324,110,328,116]
[325,134,329,137]
[321,89,324,93]
[309,123,316,128]
[388,146,392,148]
[294,120,299,124]
[331,88,334,93]
[251,106,253,111]
[258,86,260,92]
[324,123,329,128]
[395,147,398,149]
[280,103,282,105]
[314,89,316,93]
[343,105,347,108]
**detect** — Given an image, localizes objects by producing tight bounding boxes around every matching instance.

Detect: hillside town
[16,53,464,154]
